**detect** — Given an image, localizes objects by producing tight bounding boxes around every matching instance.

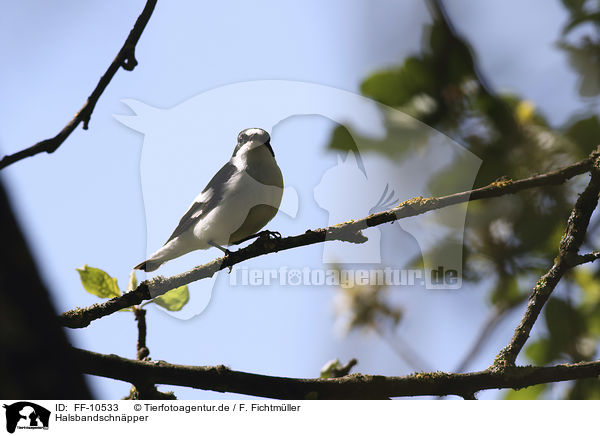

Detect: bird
[134,128,283,272]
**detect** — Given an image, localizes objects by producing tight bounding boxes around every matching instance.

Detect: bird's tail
[134,239,188,272]
[134,259,163,272]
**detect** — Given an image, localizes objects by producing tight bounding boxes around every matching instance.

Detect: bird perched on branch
[135,128,283,272]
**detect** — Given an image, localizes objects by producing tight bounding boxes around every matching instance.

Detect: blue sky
[0,0,586,399]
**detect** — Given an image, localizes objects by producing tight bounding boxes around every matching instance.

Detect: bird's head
[233,128,274,158]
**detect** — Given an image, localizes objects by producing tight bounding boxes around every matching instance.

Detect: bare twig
[455,308,507,373]
[59,150,600,329]
[0,0,157,170]
[424,0,520,136]
[569,251,600,267]
[72,347,600,399]
[133,307,149,361]
[455,297,527,373]
[426,0,502,99]
[373,324,432,372]
[125,306,176,400]
[494,156,600,367]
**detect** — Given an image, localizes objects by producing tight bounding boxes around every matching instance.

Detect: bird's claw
[258,230,281,240]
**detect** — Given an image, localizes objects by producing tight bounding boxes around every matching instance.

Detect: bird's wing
[164,161,237,243]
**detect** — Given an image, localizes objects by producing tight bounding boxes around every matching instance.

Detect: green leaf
[560,0,586,13]
[152,285,190,311]
[427,22,474,81]
[490,276,522,307]
[586,304,600,336]
[574,268,600,305]
[360,57,435,108]
[564,116,600,157]
[76,265,121,299]
[504,384,546,400]
[562,11,600,34]
[127,270,138,292]
[320,359,342,378]
[524,338,556,366]
[327,125,360,153]
[545,297,585,350]
[557,41,600,97]
[566,378,600,399]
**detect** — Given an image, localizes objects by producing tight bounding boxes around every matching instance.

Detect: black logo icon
[3,402,50,434]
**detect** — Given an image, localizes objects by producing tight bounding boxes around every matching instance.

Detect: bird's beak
[265,140,275,157]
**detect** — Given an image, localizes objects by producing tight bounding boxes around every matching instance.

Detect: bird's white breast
[193,153,283,246]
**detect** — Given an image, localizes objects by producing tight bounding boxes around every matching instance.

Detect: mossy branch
[74,347,600,399]
[60,149,600,329]
[494,154,600,367]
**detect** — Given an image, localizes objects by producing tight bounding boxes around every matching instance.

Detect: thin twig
[494,156,600,367]
[373,324,432,372]
[125,306,175,399]
[569,251,600,267]
[0,0,157,170]
[133,307,149,360]
[72,347,600,399]
[455,308,507,373]
[455,297,527,373]
[59,150,600,329]
[424,0,520,135]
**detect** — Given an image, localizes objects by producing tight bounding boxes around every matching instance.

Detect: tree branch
[133,307,149,361]
[125,306,176,399]
[59,150,600,329]
[494,155,600,367]
[455,307,510,373]
[72,347,600,399]
[570,251,600,267]
[0,0,157,170]
[373,324,432,372]
[454,296,527,373]
[424,0,521,136]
